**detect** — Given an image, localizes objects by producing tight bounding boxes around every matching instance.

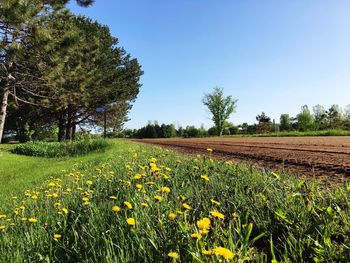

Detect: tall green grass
[11,139,110,158]
[0,141,349,262]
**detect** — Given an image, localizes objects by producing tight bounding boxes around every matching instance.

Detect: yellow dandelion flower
[182,203,191,210]
[154,195,163,202]
[210,211,225,219]
[160,187,171,193]
[134,174,142,180]
[112,206,121,212]
[141,203,149,207]
[31,195,38,200]
[19,206,25,210]
[62,208,69,215]
[145,182,156,185]
[213,247,236,260]
[136,184,143,190]
[207,148,213,152]
[53,234,62,239]
[0,214,6,219]
[126,218,136,226]
[168,252,179,260]
[86,180,93,185]
[82,197,89,202]
[191,233,202,239]
[48,182,56,187]
[52,193,58,198]
[83,201,91,206]
[110,196,117,200]
[28,218,38,223]
[197,217,211,230]
[124,201,133,209]
[21,217,27,221]
[201,175,209,181]
[165,167,172,172]
[0,226,5,231]
[150,163,160,172]
[168,213,177,220]
[210,199,220,206]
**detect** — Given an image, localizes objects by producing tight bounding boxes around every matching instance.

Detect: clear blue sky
[69,0,350,129]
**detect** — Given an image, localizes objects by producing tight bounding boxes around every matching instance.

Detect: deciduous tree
[279,114,291,131]
[297,105,314,131]
[202,87,237,136]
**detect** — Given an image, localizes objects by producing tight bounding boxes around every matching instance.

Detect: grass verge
[0,141,349,262]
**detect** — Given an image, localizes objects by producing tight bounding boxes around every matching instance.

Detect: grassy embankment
[0,139,109,204]
[0,140,349,262]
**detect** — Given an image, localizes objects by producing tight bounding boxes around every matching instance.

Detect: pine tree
[0,0,94,143]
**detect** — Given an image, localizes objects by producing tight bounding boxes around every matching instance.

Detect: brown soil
[132,137,350,183]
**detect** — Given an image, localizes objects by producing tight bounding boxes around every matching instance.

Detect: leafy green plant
[11,139,110,158]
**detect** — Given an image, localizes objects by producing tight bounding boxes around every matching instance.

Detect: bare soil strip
[132,137,350,182]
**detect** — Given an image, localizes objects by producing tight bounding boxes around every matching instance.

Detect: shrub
[12,139,110,158]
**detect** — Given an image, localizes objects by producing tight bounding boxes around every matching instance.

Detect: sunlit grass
[0,141,349,262]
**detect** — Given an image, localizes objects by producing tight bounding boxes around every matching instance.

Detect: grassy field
[0,140,349,262]
[0,141,111,205]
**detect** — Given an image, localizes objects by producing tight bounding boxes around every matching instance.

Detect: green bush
[11,139,110,158]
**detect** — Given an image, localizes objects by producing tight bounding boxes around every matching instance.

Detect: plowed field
[133,137,350,182]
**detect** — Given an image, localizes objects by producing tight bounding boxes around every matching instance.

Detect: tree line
[237,104,350,134]
[278,104,350,132]
[113,103,350,139]
[108,121,237,139]
[0,0,142,143]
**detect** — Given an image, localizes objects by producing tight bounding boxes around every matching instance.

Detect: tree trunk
[58,110,66,142]
[0,87,10,143]
[72,118,76,140]
[66,111,72,140]
[65,105,73,140]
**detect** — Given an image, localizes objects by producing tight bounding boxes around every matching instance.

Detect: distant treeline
[107,123,221,139]
[110,104,350,139]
